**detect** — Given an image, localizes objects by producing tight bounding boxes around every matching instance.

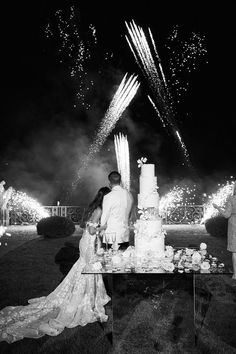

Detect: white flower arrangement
[165,245,174,258]
[138,209,150,220]
[137,157,147,168]
[137,208,160,221]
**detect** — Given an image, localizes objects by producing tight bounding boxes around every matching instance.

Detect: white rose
[92,262,102,271]
[165,249,174,258]
[185,248,194,256]
[165,246,174,257]
[200,243,207,250]
[161,261,175,272]
[173,250,182,261]
[200,261,210,270]
[200,249,207,256]
[192,251,202,264]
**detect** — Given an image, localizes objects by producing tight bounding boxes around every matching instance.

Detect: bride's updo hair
[81,187,111,227]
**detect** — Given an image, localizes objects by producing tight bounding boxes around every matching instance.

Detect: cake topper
[137,157,147,168]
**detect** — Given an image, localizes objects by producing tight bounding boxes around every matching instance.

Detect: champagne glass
[104,233,109,252]
[112,232,116,244]
[111,233,117,252]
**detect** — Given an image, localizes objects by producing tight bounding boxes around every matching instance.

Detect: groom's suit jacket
[100,185,133,244]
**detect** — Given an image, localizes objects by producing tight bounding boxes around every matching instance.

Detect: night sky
[0,1,235,205]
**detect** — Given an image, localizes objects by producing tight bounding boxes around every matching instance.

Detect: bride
[0,187,111,343]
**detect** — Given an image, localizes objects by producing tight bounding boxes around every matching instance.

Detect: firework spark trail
[147,95,166,128]
[148,28,168,88]
[125,21,165,104]
[114,133,130,191]
[88,74,139,154]
[125,20,191,167]
[201,181,235,223]
[72,73,140,188]
[175,130,189,164]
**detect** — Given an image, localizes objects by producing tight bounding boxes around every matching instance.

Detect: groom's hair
[108,171,121,185]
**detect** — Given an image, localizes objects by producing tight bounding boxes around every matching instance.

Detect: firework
[201,181,235,223]
[73,73,140,187]
[114,133,130,191]
[7,189,49,223]
[175,130,190,164]
[45,6,98,109]
[125,20,192,167]
[166,25,207,100]
[159,184,197,216]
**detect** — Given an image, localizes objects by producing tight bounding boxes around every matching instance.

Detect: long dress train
[0,223,111,343]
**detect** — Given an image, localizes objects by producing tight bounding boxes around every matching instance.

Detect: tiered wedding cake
[134,158,165,258]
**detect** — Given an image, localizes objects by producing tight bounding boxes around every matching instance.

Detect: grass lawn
[0,225,40,258]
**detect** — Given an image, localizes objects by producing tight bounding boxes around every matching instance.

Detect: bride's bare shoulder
[90,207,102,222]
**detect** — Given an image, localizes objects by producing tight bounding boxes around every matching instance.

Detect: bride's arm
[88,208,102,235]
[96,223,107,232]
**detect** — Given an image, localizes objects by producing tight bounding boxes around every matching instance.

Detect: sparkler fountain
[7,189,49,222]
[159,184,197,217]
[114,133,130,191]
[201,180,235,223]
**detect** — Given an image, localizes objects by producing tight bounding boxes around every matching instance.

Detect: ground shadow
[195,274,236,353]
[112,274,196,353]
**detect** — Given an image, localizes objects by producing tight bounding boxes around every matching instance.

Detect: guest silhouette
[213,183,236,280]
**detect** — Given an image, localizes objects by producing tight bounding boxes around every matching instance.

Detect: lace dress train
[0,227,111,343]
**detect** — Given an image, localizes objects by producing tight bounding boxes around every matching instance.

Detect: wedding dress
[0,220,111,343]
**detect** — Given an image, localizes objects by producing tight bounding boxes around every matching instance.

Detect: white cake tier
[134,219,165,258]
[135,218,162,235]
[138,192,159,209]
[135,235,165,258]
[140,164,155,177]
[140,176,157,194]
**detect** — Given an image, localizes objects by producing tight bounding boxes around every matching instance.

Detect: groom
[101,171,133,250]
